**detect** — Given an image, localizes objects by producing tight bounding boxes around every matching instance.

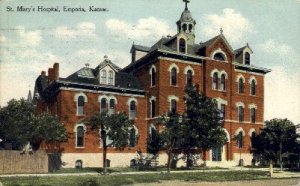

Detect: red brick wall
[41,90,148,153]
[38,36,266,162]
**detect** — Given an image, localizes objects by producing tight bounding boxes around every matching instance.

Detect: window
[213,53,225,61]
[76,126,84,147]
[151,68,156,86]
[149,125,157,143]
[77,96,85,115]
[212,72,218,90]
[237,131,244,148]
[238,106,244,122]
[250,132,256,147]
[101,70,107,84]
[238,78,244,94]
[220,74,226,91]
[151,100,155,118]
[182,24,187,32]
[250,108,256,123]
[106,134,113,147]
[129,101,137,119]
[245,52,250,65]
[187,70,193,86]
[179,38,186,53]
[171,99,177,114]
[250,80,256,95]
[129,127,136,147]
[108,70,113,85]
[188,24,193,32]
[171,68,177,86]
[101,98,107,113]
[212,146,222,161]
[220,104,226,120]
[75,160,83,169]
[109,99,115,115]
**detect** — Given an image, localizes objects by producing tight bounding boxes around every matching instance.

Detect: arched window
[250,132,256,147]
[212,72,218,90]
[220,74,226,91]
[238,106,244,122]
[238,78,244,94]
[129,101,137,119]
[77,96,85,115]
[245,52,250,65]
[76,126,84,147]
[151,100,155,118]
[101,70,107,84]
[250,108,256,123]
[237,131,244,148]
[151,68,156,86]
[213,53,225,61]
[250,80,256,95]
[188,24,193,32]
[149,125,157,144]
[109,99,115,115]
[108,70,113,85]
[220,104,226,120]
[101,98,107,113]
[182,24,187,32]
[187,70,193,86]
[129,127,136,147]
[171,99,177,114]
[179,38,186,53]
[171,68,177,86]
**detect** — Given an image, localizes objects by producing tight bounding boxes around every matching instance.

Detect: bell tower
[176,0,196,45]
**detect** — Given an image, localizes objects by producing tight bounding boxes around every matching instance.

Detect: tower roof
[180,9,193,22]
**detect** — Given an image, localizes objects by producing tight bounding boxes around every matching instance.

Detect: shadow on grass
[1,171,270,186]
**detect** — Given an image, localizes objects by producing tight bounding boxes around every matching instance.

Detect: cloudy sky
[0,0,299,124]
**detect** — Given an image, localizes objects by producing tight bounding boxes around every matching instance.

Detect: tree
[31,112,69,150]
[89,112,134,174]
[159,112,184,173]
[182,85,227,167]
[0,99,67,150]
[251,118,298,173]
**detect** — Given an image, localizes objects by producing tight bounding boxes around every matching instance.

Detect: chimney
[53,63,59,80]
[48,67,54,83]
[48,63,59,83]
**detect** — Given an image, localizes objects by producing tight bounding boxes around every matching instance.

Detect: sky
[0,0,299,124]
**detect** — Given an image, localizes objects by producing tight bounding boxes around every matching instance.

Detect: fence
[0,150,48,174]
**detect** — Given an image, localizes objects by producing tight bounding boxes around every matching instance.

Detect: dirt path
[134,178,300,186]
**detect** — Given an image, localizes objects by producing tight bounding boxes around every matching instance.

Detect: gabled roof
[234,43,253,55]
[130,44,151,53]
[96,58,122,72]
[200,34,234,53]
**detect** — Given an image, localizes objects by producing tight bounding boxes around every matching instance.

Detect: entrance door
[212,146,222,161]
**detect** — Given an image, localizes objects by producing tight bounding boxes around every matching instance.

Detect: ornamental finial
[183,0,190,10]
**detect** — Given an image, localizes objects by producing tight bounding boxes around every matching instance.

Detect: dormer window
[245,52,250,65]
[213,53,225,61]
[99,67,115,85]
[101,70,107,84]
[108,70,113,85]
[179,38,186,53]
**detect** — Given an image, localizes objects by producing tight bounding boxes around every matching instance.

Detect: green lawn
[50,166,228,174]
[0,171,271,186]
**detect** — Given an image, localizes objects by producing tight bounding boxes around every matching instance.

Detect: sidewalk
[0,167,299,178]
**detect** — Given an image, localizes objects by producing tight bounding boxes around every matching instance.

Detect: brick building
[34,3,270,168]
